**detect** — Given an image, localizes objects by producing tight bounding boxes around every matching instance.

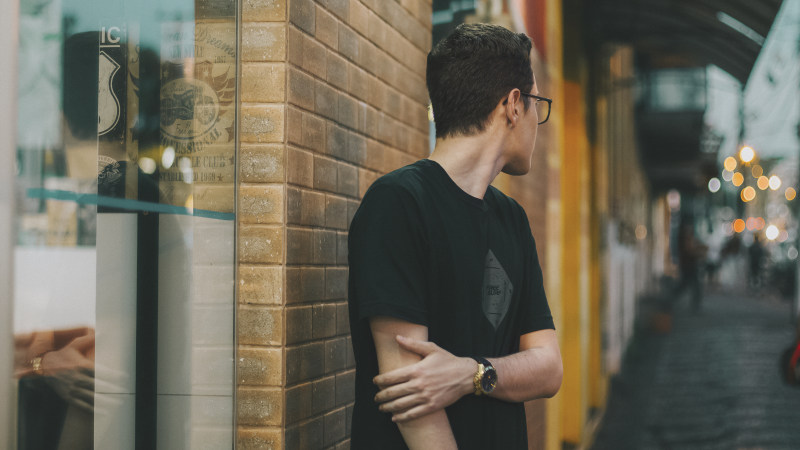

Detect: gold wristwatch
[472,357,497,396]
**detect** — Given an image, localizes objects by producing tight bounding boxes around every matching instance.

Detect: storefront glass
[11,0,237,447]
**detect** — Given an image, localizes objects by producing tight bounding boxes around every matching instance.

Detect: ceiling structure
[588,0,786,85]
[588,0,787,192]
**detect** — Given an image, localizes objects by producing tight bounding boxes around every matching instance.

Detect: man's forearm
[397,410,457,450]
[370,317,458,448]
[373,329,562,422]
[487,345,562,403]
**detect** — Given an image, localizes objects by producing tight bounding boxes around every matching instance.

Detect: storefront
[4,0,238,447]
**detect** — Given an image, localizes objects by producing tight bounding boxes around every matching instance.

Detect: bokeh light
[766,225,779,240]
[746,217,757,231]
[635,225,647,240]
[732,172,744,186]
[724,222,734,236]
[722,170,733,181]
[757,176,769,190]
[708,178,721,193]
[751,165,763,178]
[741,186,756,202]
[139,157,157,174]
[769,175,781,190]
[739,146,755,163]
[786,187,796,201]
[667,190,681,211]
[723,156,737,172]
[733,219,745,233]
[162,146,176,169]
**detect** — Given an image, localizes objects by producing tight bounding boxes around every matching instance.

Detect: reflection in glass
[13,0,237,448]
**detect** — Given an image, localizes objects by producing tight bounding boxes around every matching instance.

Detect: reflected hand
[373,335,475,423]
[44,367,95,413]
[40,332,94,374]
[41,332,95,413]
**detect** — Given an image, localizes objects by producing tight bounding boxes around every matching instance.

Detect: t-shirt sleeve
[518,220,555,335]
[348,182,429,326]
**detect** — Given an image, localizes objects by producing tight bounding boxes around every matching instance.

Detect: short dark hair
[426,23,534,139]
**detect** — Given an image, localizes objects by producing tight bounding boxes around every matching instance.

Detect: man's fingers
[71,386,95,406]
[70,333,96,352]
[69,397,94,414]
[391,404,434,423]
[373,365,413,387]
[379,393,424,414]
[374,382,417,403]
[396,335,438,356]
[73,371,95,390]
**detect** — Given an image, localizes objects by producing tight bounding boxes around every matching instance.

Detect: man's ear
[503,89,522,127]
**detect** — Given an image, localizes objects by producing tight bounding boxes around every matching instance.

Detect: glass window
[11,0,237,448]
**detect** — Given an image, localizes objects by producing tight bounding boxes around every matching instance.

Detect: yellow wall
[559,79,591,445]
[544,0,564,449]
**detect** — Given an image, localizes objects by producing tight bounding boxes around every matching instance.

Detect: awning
[588,0,786,84]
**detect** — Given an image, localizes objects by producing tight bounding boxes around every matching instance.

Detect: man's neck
[428,133,507,200]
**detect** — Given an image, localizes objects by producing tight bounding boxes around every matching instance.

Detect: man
[347,23,563,449]
[675,219,707,311]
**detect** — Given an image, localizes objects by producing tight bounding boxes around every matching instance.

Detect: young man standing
[347,23,563,449]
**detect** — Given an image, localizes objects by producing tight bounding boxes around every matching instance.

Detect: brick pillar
[235,1,432,448]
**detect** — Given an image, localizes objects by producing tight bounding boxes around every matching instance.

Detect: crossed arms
[370,316,563,449]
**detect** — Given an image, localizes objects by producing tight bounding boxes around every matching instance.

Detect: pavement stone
[591,290,800,450]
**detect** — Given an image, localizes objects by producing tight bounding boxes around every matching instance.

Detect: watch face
[482,367,498,392]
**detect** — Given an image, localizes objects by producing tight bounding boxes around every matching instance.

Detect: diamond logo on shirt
[482,249,513,329]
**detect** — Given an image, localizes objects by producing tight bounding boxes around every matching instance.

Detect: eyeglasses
[504,93,552,125]
[521,93,552,125]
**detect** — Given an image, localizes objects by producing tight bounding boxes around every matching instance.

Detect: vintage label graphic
[98,51,122,135]
[159,22,235,155]
[158,21,236,212]
[97,25,129,211]
[160,68,221,141]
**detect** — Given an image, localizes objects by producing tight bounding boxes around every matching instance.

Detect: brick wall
[236,1,432,448]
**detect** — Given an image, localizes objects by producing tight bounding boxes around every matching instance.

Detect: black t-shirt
[347,159,555,449]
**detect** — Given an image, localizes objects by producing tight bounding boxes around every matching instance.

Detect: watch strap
[472,356,493,369]
[471,357,495,395]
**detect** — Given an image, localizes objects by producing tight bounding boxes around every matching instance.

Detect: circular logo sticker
[160,77,220,141]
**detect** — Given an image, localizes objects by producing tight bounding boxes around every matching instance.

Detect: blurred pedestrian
[674,219,707,311]
[748,234,766,289]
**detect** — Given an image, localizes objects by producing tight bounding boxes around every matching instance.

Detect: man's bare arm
[374,328,562,422]
[488,329,562,402]
[370,316,458,449]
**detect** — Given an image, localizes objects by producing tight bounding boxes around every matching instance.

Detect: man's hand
[41,332,96,413]
[373,335,475,422]
[40,332,94,375]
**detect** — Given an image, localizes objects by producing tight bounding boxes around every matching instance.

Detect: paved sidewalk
[591,290,800,450]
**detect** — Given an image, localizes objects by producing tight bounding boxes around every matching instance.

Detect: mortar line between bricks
[355,1,431,56]
[286,31,429,119]
[286,78,426,133]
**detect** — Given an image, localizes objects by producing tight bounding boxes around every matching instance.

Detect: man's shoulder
[364,160,430,199]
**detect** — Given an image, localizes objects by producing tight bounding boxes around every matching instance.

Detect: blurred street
[592,289,800,450]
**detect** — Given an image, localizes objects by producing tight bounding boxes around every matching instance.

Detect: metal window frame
[0,0,20,447]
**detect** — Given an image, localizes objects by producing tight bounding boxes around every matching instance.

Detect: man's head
[426,23,535,140]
